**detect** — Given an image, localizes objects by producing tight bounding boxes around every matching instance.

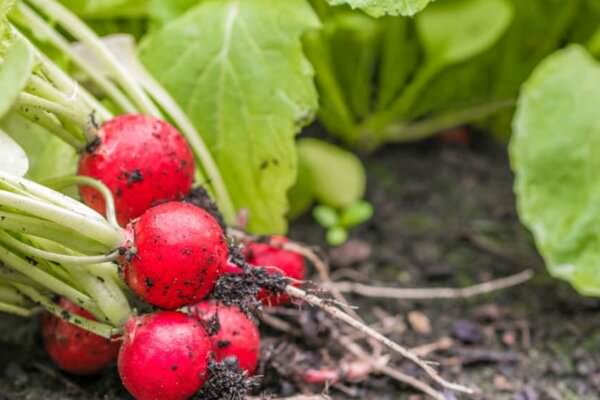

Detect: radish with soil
[242,236,306,306]
[190,301,260,374]
[120,202,228,309]
[79,114,195,225]
[118,311,212,400]
[42,297,120,375]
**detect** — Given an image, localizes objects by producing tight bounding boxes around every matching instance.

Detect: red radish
[118,311,211,400]
[120,202,227,309]
[79,114,195,225]
[244,236,305,306]
[41,298,120,375]
[190,301,260,374]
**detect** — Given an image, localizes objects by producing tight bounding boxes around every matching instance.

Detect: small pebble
[407,311,431,335]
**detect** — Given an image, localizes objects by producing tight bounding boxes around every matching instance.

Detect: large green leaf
[140,0,319,234]
[326,0,434,17]
[511,45,600,296]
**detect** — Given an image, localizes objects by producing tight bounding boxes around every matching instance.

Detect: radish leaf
[511,45,600,296]
[140,0,319,234]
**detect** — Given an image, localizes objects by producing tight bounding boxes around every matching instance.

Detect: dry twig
[328,269,533,300]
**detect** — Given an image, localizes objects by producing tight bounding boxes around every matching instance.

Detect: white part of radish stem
[0,191,122,249]
[16,3,137,117]
[0,231,118,264]
[25,0,161,117]
[0,244,101,316]
[15,101,87,150]
[42,175,119,228]
[12,283,115,338]
[11,27,112,122]
[0,301,32,317]
[0,171,106,223]
[15,93,89,134]
[26,75,91,120]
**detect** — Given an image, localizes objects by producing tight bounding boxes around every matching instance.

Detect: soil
[1,134,600,399]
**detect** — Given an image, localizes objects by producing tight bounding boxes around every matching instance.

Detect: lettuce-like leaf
[140,0,319,234]
[511,45,600,296]
[326,0,433,17]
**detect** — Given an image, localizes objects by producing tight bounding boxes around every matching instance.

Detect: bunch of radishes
[0,1,307,397]
[27,115,304,400]
[33,114,305,399]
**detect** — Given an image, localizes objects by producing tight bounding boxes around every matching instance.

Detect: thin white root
[337,336,445,400]
[285,285,476,395]
[328,269,533,300]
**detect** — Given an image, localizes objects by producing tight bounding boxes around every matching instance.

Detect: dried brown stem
[328,269,533,300]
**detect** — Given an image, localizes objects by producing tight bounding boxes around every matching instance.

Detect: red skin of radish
[190,301,260,374]
[41,298,120,376]
[78,114,195,226]
[118,311,211,400]
[120,202,227,309]
[244,236,305,306]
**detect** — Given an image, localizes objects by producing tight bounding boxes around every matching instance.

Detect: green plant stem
[0,191,122,249]
[42,176,119,228]
[22,39,112,122]
[27,240,131,326]
[26,0,160,117]
[379,99,516,143]
[362,62,440,138]
[0,172,122,248]
[26,75,91,120]
[0,266,39,288]
[15,92,89,134]
[0,244,100,314]
[25,75,95,143]
[13,283,115,338]
[71,268,131,326]
[0,301,32,317]
[11,27,111,122]
[15,3,137,116]
[0,231,118,264]
[15,102,86,149]
[0,283,30,306]
[0,210,106,254]
[0,171,105,222]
